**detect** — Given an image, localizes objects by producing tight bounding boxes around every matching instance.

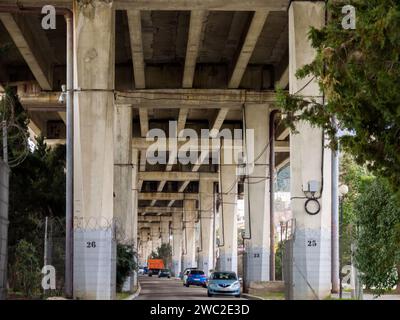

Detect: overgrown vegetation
[354,178,400,295]
[12,240,41,298]
[277,0,400,200]
[340,154,400,295]
[116,244,137,292]
[1,89,66,297]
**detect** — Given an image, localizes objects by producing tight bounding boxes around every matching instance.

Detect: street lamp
[338,184,349,299]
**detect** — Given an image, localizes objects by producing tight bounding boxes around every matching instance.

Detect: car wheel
[207,292,212,297]
[185,283,190,287]
[235,294,241,298]
[168,276,170,278]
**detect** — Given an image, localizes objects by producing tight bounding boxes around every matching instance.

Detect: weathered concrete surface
[289,1,332,300]
[243,103,271,285]
[72,0,116,300]
[198,179,214,275]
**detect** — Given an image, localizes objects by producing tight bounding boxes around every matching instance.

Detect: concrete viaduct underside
[0,0,335,300]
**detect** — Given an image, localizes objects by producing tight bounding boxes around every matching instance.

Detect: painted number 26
[86,241,96,248]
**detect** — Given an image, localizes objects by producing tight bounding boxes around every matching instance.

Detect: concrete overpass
[0,0,335,300]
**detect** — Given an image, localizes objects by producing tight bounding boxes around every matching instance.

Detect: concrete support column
[183,199,197,269]
[160,217,170,245]
[72,0,116,300]
[243,103,270,285]
[139,228,151,265]
[219,144,238,273]
[150,223,161,252]
[289,1,332,300]
[198,180,214,275]
[172,212,183,277]
[131,150,139,288]
[114,105,133,244]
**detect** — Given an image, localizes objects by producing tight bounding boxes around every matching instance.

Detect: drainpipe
[0,4,74,298]
[64,10,74,300]
[269,110,279,281]
[331,117,340,293]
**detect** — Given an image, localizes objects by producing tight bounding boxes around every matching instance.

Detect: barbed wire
[0,93,30,168]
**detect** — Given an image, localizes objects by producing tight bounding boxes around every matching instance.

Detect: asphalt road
[135,275,247,300]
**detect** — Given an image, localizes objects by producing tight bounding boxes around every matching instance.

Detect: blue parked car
[183,269,208,288]
[207,271,241,298]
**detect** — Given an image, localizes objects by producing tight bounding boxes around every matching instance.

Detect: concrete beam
[183,10,206,88]
[276,122,290,141]
[139,171,218,181]
[275,141,290,153]
[1,0,289,11]
[127,10,146,89]
[177,108,189,137]
[20,89,276,110]
[138,216,172,222]
[0,13,53,90]
[58,112,67,125]
[116,0,288,11]
[139,192,198,201]
[275,65,289,90]
[138,108,149,137]
[139,171,218,182]
[167,181,190,207]
[228,11,269,88]
[116,89,276,109]
[210,108,229,137]
[139,207,184,214]
[275,156,289,172]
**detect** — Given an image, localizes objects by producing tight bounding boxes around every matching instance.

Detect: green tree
[150,243,173,269]
[1,89,66,295]
[277,0,400,200]
[354,178,400,295]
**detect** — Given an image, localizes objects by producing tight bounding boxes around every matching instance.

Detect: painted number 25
[307,240,317,247]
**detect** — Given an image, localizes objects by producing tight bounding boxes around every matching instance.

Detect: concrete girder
[183,10,207,88]
[228,10,269,88]
[115,89,277,109]
[0,0,290,11]
[127,10,146,89]
[0,13,53,90]
[138,108,149,137]
[138,192,198,201]
[138,171,218,182]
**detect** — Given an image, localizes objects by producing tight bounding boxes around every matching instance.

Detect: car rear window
[211,272,237,280]
[190,270,205,275]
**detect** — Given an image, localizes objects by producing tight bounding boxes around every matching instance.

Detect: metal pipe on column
[269,110,278,281]
[64,11,74,299]
[331,119,340,293]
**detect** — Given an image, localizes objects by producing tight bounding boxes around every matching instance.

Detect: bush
[116,244,137,292]
[12,240,41,297]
